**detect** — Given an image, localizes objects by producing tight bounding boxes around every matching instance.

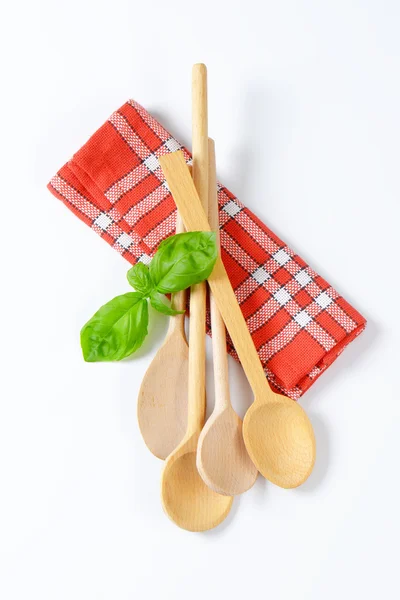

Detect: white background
[1,1,399,598]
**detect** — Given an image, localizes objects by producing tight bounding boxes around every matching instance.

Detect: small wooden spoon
[196,139,258,496]
[138,162,197,458]
[137,213,188,460]
[161,64,233,531]
[159,150,316,489]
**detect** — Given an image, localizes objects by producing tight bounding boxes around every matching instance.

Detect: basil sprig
[150,231,217,293]
[80,231,217,362]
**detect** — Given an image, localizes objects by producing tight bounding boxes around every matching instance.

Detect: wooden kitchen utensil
[196,139,258,496]
[161,64,233,530]
[159,150,316,489]
[137,210,188,460]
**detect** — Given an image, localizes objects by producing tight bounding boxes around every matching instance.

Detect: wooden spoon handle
[192,64,209,209]
[168,211,186,333]
[159,151,271,399]
[208,139,230,411]
[169,165,193,323]
[187,64,209,433]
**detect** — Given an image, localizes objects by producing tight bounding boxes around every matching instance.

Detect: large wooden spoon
[196,139,258,496]
[159,150,316,489]
[137,211,188,459]
[161,64,233,530]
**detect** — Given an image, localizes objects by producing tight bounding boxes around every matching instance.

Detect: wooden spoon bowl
[243,396,315,488]
[197,406,258,495]
[137,324,188,459]
[162,434,233,531]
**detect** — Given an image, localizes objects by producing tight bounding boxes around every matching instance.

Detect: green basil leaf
[126,263,154,296]
[81,292,148,362]
[149,231,217,294]
[150,291,185,316]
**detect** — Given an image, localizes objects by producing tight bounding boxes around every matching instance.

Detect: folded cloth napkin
[48,100,366,399]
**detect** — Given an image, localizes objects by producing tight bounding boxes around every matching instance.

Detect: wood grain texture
[161,66,233,531]
[137,206,188,460]
[196,139,258,496]
[159,150,316,489]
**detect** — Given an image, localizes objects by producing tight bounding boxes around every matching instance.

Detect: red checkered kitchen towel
[48,100,366,400]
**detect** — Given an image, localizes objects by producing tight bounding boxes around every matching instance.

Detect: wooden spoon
[159,150,316,489]
[137,211,188,460]
[196,139,258,496]
[161,64,233,531]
